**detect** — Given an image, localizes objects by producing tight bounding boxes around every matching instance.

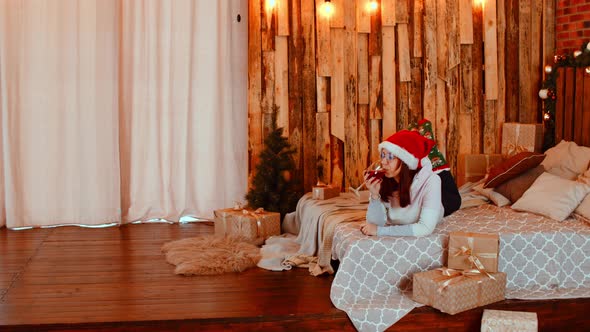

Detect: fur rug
[162,235,261,275]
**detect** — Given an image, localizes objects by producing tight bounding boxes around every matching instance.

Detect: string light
[366,0,379,12]
[544,65,552,74]
[586,67,590,75]
[321,0,334,18]
[265,0,276,13]
[574,50,582,58]
[543,113,550,121]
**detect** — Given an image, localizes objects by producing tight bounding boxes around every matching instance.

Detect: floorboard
[0,223,588,331]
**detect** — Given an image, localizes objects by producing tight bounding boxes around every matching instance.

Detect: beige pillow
[472,183,511,207]
[512,172,590,221]
[575,194,590,221]
[542,140,590,179]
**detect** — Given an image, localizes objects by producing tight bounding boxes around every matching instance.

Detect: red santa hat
[378,130,436,170]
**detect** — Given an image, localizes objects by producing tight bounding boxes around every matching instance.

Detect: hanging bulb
[321,0,334,18]
[265,0,277,13]
[366,0,379,12]
[574,50,582,58]
[538,89,549,99]
[544,65,552,74]
[586,67,590,75]
[587,43,590,52]
[543,113,550,121]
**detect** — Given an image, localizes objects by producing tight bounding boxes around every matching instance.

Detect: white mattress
[330,204,590,332]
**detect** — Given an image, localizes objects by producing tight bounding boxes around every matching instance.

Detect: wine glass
[348,160,384,198]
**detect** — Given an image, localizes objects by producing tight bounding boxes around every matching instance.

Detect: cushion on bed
[483,152,545,189]
[574,168,590,221]
[542,140,590,180]
[511,172,590,221]
[472,183,511,207]
[493,165,545,203]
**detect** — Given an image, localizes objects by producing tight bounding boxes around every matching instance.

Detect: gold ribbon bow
[504,143,528,158]
[434,267,486,293]
[451,237,497,279]
[240,208,265,237]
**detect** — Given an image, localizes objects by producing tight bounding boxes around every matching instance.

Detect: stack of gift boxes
[457,123,543,186]
[412,231,538,330]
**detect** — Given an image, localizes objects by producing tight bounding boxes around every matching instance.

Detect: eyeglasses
[380,151,396,161]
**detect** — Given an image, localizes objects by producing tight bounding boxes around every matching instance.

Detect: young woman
[360,130,444,237]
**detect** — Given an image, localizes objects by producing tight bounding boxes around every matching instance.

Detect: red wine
[366,169,386,180]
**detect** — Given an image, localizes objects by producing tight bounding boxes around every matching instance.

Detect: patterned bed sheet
[330,204,590,332]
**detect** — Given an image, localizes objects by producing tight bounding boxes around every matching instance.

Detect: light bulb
[544,65,552,74]
[586,67,590,75]
[321,1,334,18]
[574,50,582,58]
[538,89,548,99]
[265,0,276,13]
[366,1,378,12]
[543,113,550,121]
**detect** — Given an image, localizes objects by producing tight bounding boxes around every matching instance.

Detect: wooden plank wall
[248,0,555,193]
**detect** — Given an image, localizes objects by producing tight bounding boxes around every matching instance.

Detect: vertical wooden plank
[381,0,396,26]
[316,112,331,184]
[330,28,345,140]
[343,0,359,190]
[396,0,409,23]
[574,69,584,145]
[358,33,369,105]
[483,100,497,154]
[410,58,423,124]
[448,0,460,69]
[398,24,411,82]
[471,1,483,153]
[248,0,263,175]
[530,0,542,122]
[261,1,276,51]
[505,0,519,122]
[369,55,382,119]
[484,0,498,100]
[370,119,382,163]
[330,136,344,191]
[563,68,575,141]
[302,0,317,192]
[554,67,565,144]
[447,66,460,174]
[357,0,371,33]
[316,76,328,114]
[277,0,290,36]
[459,0,473,44]
[262,51,276,126]
[459,44,473,155]
[369,2,382,56]
[398,82,411,130]
[275,36,289,135]
[583,74,590,147]
[413,0,423,57]
[423,0,437,124]
[329,0,344,28]
[358,104,371,178]
[519,0,532,122]
[436,0,448,154]
[288,0,304,191]
[542,0,555,72]
[315,0,331,77]
[496,0,506,153]
[382,26,396,139]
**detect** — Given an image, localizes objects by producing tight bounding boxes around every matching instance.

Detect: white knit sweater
[365,160,444,237]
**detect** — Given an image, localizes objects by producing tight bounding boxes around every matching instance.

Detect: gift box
[413,268,506,315]
[213,208,280,241]
[448,231,499,273]
[501,123,543,158]
[312,185,341,200]
[481,309,538,332]
[457,154,505,186]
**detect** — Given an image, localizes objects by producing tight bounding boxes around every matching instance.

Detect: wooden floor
[1,223,589,332]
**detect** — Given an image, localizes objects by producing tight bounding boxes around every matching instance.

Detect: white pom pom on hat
[378,130,435,170]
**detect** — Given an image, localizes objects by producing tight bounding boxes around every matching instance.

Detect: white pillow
[542,140,590,179]
[576,194,590,221]
[472,183,510,207]
[512,172,590,221]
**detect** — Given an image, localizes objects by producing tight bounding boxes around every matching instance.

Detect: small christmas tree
[246,107,301,220]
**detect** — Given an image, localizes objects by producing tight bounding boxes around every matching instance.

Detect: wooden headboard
[554,66,590,147]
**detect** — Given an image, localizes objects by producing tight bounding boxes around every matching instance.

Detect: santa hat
[378,130,436,170]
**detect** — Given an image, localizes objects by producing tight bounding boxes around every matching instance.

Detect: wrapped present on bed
[457,154,504,186]
[213,207,280,241]
[448,231,499,273]
[413,268,506,315]
[312,184,341,200]
[481,309,538,332]
[501,123,543,158]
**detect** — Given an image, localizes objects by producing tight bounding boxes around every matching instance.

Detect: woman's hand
[360,222,377,236]
[364,172,382,199]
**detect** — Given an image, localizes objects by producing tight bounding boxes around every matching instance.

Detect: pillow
[511,172,590,221]
[483,152,545,188]
[472,183,511,207]
[493,165,545,203]
[575,194,590,221]
[542,140,590,179]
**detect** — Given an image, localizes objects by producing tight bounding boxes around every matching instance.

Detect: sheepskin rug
[162,235,261,275]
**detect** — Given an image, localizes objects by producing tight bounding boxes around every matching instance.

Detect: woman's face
[380,149,402,178]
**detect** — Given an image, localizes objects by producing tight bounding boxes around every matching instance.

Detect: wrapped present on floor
[457,154,504,187]
[448,231,499,273]
[312,184,341,200]
[501,123,543,158]
[213,207,280,241]
[413,268,506,315]
[481,309,538,332]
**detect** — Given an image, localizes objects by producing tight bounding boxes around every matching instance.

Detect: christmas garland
[539,41,590,150]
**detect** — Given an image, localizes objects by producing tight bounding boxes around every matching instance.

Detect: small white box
[481,309,538,332]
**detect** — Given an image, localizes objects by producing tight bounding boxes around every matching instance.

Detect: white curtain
[0,0,248,228]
